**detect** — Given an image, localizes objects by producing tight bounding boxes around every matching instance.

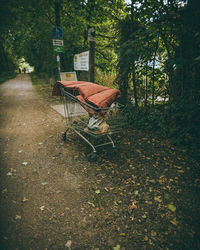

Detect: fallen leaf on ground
[2,188,8,193]
[88,201,95,207]
[15,215,21,220]
[22,197,28,202]
[113,245,120,250]
[120,233,126,236]
[151,230,157,237]
[65,240,72,249]
[149,239,153,244]
[154,196,162,202]
[129,200,137,209]
[170,217,178,225]
[145,201,152,205]
[168,204,176,212]
[41,182,48,186]
[40,206,45,211]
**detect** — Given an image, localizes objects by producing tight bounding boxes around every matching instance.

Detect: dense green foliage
[125,100,200,159]
[115,0,200,157]
[0,0,199,155]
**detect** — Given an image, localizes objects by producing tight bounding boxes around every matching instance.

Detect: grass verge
[30,72,56,101]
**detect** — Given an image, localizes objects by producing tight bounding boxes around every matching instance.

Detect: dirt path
[0,75,200,250]
[0,75,97,249]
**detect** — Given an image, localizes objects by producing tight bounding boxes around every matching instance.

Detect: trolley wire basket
[57,83,126,161]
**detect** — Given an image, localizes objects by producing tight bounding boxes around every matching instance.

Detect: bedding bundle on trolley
[52,80,125,161]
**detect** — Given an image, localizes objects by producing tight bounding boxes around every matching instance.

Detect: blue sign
[52,26,63,39]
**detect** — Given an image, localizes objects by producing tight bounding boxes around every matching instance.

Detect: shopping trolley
[53,81,125,161]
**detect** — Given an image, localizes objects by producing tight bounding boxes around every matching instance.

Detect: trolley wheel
[87,152,97,162]
[62,132,67,141]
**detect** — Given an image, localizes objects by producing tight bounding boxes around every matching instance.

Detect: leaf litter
[1,112,199,249]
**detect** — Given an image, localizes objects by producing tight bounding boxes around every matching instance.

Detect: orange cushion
[78,84,109,99]
[86,89,121,109]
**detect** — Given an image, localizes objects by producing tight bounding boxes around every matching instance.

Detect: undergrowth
[125,100,200,160]
[30,72,56,98]
[0,72,16,85]
[95,70,117,88]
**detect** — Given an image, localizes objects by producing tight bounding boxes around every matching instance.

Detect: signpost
[53,39,64,53]
[52,26,64,79]
[53,1,62,80]
[60,72,77,81]
[73,26,95,81]
[53,46,64,53]
[74,51,89,71]
[52,26,63,39]
[53,39,64,46]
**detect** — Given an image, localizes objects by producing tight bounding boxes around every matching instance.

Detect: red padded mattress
[52,81,121,113]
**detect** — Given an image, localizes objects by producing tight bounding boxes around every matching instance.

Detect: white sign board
[60,72,77,81]
[74,51,89,71]
[53,39,64,46]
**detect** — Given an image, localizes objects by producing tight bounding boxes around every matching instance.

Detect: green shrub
[125,100,200,159]
[0,72,16,85]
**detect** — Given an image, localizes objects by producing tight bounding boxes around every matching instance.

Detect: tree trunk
[145,62,148,106]
[131,0,138,107]
[132,62,138,107]
[152,38,159,106]
[89,39,95,82]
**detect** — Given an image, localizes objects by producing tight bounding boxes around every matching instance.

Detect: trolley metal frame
[59,86,125,161]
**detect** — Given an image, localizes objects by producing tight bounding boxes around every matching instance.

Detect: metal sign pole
[57,55,61,80]
[54,0,62,80]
